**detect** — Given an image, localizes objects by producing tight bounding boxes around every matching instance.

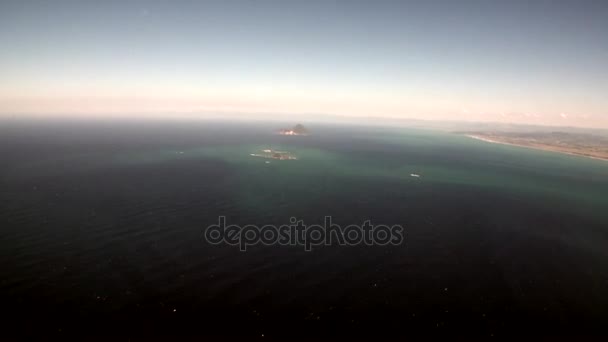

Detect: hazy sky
[1,0,607,127]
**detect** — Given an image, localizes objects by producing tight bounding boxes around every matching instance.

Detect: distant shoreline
[465,134,608,162]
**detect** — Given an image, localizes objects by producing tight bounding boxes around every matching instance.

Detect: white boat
[410,173,421,178]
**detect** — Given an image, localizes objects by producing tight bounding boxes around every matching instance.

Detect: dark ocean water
[1,119,607,339]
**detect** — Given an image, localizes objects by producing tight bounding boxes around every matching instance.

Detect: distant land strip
[460,131,608,162]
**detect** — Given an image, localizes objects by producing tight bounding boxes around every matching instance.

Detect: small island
[278,124,309,136]
[250,149,297,160]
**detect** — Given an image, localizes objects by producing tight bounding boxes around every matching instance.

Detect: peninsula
[462,131,608,161]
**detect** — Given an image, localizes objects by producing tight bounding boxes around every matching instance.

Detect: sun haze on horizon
[1,0,607,128]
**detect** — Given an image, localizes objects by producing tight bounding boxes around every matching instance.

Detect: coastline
[465,135,608,162]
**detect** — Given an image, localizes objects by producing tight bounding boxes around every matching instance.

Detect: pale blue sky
[1,0,607,127]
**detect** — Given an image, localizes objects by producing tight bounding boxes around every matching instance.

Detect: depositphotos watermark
[204,216,404,251]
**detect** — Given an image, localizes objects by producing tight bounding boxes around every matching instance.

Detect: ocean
[1,119,607,338]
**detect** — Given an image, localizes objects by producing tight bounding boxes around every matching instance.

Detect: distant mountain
[292,124,308,134]
[278,124,309,136]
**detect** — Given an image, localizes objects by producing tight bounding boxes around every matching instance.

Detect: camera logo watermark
[204,216,404,251]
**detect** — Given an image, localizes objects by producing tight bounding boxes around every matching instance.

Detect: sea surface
[1,119,607,338]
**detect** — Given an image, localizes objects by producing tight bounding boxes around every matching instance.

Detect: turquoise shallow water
[112,125,608,225]
[1,120,607,337]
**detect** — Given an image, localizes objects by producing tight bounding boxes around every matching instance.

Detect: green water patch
[111,131,608,225]
[362,129,608,222]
